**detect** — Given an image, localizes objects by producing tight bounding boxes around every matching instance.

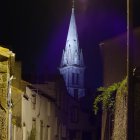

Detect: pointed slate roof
[60,7,84,67]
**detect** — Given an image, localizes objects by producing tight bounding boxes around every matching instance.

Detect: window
[32,118,36,129]
[31,118,36,140]
[47,102,51,116]
[32,94,36,109]
[74,89,78,99]
[72,73,79,85]
[76,73,79,84]
[46,126,51,140]
[62,124,66,138]
[71,107,79,123]
[72,73,75,84]
[40,120,43,140]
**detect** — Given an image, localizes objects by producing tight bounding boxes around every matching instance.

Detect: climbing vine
[93,78,127,115]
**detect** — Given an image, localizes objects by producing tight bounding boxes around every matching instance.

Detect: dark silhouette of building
[100,27,140,140]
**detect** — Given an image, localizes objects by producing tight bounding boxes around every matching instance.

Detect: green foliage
[93,78,128,115]
[12,116,21,127]
[93,82,121,115]
[117,78,127,95]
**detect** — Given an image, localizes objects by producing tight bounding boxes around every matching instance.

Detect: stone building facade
[0,46,15,140]
[22,84,57,140]
[20,77,95,140]
[0,53,95,140]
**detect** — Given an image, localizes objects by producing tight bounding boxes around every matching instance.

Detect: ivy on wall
[93,78,127,115]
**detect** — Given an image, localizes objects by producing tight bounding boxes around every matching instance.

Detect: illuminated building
[59,4,85,99]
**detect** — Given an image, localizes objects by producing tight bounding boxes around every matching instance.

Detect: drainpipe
[8,75,13,140]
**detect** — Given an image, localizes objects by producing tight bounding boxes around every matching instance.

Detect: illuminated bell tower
[59,1,85,98]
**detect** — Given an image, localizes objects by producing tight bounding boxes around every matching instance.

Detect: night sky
[0,0,140,90]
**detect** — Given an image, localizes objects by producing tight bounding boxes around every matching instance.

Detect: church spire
[72,0,75,9]
[59,0,85,98]
[60,0,84,67]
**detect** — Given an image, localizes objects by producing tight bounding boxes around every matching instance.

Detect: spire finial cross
[72,0,75,9]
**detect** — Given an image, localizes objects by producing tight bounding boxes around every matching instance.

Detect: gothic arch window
[72,73,79,85]
[76,73,79,84]
[74,89,78,99]
[72,73,75,84]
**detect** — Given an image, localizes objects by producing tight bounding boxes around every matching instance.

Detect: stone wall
[12,87,23,127]
[112,81,127,140]
[0,46,15,140]
[0,61,9,140]
[134,80,140,139]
